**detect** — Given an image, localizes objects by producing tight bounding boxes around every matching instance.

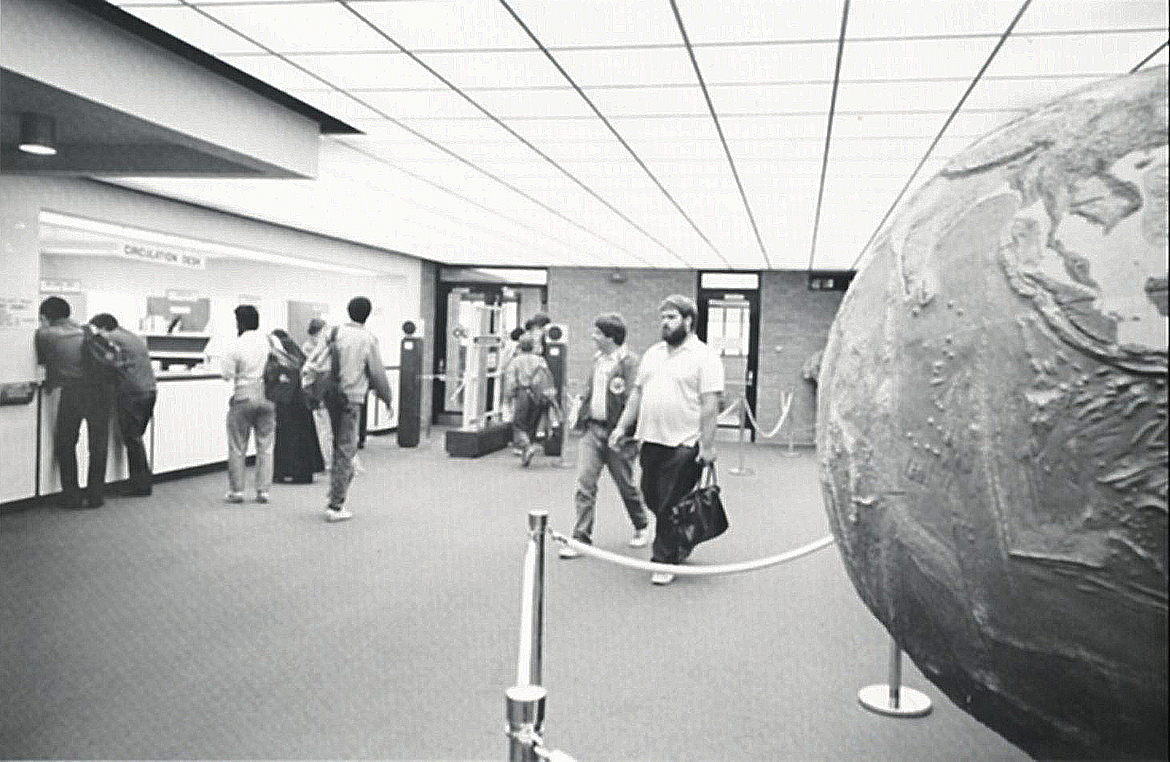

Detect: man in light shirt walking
[560,313,649,558]
[609,295,723,585]
[220,304,275,504]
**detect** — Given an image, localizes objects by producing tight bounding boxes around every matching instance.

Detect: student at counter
[35,296,113,509]
[220,304,275,505]
[89,313,157,497]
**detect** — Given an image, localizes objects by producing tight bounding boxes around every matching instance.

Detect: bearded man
[608,295,724,585]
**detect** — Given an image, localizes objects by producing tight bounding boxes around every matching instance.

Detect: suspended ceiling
[29,1,1170,269]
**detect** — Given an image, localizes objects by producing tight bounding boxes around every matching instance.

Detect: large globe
[818,66,1167,759]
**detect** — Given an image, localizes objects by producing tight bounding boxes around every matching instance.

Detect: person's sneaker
[628,528,651,548]
[650,571,676,585]
[255,491,269,504]
[325,507,354,522]
[520,444,537,467]
[558,546,581,559]
[224,492,245,504]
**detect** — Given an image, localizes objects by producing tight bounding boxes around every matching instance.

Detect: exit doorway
[696,272,761,441]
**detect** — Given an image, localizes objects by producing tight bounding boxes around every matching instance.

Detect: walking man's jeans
[327,399,362,508]
[54,383,112,506]
[226,397,276,495]
[573,421,648,542]
[117,391,156,494]
[639,442,703,564]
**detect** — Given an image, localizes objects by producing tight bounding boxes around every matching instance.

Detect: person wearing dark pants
[89,313,157,496]
[36,296,114,509]
[320,296,393,522]
[609,295,724,585]
[560,313,648,558]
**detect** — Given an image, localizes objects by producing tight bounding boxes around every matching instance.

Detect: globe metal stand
[858,637,933,717]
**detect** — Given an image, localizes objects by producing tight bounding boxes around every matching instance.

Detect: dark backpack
[301,327,344,409]
[81,325,121,384]
[264,335,300,405]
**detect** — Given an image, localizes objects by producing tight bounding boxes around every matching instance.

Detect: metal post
[516,510,547,687]
[506,684,547,762]
[858,635,932,717]
[728,395,755,476]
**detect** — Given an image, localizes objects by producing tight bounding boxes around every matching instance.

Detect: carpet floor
[0,430,1028,761]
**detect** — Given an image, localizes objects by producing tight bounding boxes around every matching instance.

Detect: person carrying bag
[662,462,729,556]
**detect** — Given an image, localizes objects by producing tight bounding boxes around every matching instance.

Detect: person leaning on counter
[88,313,157,497]
[35,297,114,509]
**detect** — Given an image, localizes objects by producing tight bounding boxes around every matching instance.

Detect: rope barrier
[740,389,794,439]
[549,530,835,576]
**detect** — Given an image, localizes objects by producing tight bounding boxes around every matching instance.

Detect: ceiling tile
[1016,0,1169,32]
[502,0,681,47]
[218,54,328,91]
[847,0,1017,37]
[346,0,537,51]
[120,6,264,54]
[675,0,841,42]
[200,4,396,53]
[285,52,437,89]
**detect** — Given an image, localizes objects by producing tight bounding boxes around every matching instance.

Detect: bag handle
[702,461,718,487]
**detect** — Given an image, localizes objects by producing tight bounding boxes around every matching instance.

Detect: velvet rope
[548,530,835,576]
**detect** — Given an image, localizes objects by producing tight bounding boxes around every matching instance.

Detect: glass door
[697,288,760,439]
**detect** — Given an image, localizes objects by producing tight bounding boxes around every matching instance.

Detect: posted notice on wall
[0,297,38,330]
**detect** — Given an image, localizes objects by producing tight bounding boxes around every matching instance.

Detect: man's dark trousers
[639,442,703,564]
[117,390,156,494]
[55,383,113,506]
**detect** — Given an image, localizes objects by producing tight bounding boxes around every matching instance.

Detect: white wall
[1,175,424,503]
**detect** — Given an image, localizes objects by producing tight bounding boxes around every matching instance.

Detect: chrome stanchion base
[857,684,932,717]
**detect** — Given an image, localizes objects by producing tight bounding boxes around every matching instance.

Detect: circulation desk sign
[119,241,205,270]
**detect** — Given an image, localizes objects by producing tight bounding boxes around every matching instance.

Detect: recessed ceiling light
[18,113,57,156]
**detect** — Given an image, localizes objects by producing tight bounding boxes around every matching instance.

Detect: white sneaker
[224,492,244,504]
[255,491,269,504]
[558,546,581,559]
[650,571,676,585]
[628,528,650,548]
[325,507,354,522]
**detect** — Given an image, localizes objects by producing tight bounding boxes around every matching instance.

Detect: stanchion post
[858,635,932,717]
[506,684,547,762]
[508,511,551,761]
[728,394,755,476]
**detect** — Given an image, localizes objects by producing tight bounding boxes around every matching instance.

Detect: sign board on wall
[119,241,205,270]
[0,297,38,329]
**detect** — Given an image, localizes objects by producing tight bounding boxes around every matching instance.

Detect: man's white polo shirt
[634,333,724,447]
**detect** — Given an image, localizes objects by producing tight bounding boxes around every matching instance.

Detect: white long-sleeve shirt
[220,329,270,401]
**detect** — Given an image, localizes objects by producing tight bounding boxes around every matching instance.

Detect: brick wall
[547,268,696,396]
[426,267,845,446]
[756,272,844,447]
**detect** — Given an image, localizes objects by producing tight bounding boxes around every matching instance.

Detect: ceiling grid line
[496,0,732,269]
[171,0,652,268]
[332,139,618,265]
[205,26,1168,57]
[287,72,1125,95]
[806,0,851,273]
[848,0,1036,271]
[1131,39,1170,71]
[337,0,703,270]
[668,0,772,267]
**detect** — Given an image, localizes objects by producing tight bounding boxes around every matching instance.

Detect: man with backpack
[35,296,115,509]
[305,297,392,523]
[502,334,555,467]
[88,313,157,496]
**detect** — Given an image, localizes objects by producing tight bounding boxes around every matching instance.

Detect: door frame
[432,279,546,424]
[696,281,761,441]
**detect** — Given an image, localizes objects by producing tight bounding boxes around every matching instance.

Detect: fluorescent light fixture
[19,113,57,156]
[38,211,382,276]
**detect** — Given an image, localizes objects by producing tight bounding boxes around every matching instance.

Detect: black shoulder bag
[664,463,729,552]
